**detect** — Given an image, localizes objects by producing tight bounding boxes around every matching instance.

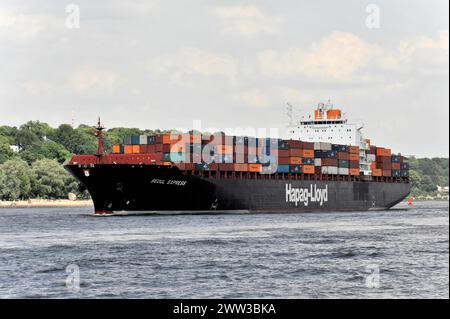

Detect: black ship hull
[65,164,411,215]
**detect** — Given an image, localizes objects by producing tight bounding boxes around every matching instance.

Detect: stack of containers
[376,147,392,177]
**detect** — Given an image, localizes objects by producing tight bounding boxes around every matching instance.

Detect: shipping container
[372,168,382,176]
[314,142,332,151]
[219,163,234,171]
[139,135,147,145]
[131,135,140,145]
[401,170,409,177]
[233,163,249,172]
[391,154,402,162]
[147,136,156,145]
[124,145,133,154]
[112,144,121,154]
[349,153,359,161]
[278,150,289,157]
[338,168,349,175]
[349,168,360,176]
[377,147,392,157]
[392,169,401,177]
[278,140,289,150]
[286,140,302,149]
[289,148,302,157]
[289,157,302,165]
[322,158,338,166]
[132,145,140,154]
[338,160,349,168]
[302,158,314,165]
[392,162,401,170]
[302,165,315,174]
[289,164,301,173]
[332,144,349,152]
[301,149,315,158]
[301,141,315,150]
[314,158,322,166]
[321,166,338,175]
[348,146,359,154]
[248,163,262,172]
[382,170,392,177]
[277,164,290,173]
[338,152,349,160]
[349,160,360,169]
[278,157,290,165]
[401,163,409,170]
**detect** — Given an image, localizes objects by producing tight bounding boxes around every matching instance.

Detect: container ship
[64,103,410,215]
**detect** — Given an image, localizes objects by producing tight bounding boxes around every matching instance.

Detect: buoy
[407,198,413,206]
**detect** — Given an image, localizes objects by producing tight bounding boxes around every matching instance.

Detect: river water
[0,201,448,298]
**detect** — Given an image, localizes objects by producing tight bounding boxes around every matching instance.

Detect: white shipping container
[139,135,148,145]
[314,142,321,150]
[314,158,322,166]
[338,168,349,175]
[321,166,338,175]
[320,142,332,151]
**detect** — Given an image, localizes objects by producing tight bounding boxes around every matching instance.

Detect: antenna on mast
[286,102,294,126]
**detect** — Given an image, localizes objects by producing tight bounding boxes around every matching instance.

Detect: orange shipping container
[377,148,392,157]
[301,149,315,158]
[370,161,377,170]
[372,168,382,176]
[289,157,302,164]
[392,162,401,170]
[349,168,360,176]
[302,165,315,174]
[162,161,172,166]
[124,145,133,154]
[349,153,359,161]
[349,146,360,154]
[132,145,140,154]
[162,133,183,145]
[383,169,392,177]
[248,164,262,172]
[112,144,121,154]
[233,164,248,172]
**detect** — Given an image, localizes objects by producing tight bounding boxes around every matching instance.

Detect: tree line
[0,121,448,200]
[0,121,166,201]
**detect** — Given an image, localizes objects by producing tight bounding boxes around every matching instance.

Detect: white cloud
[259,31,449,81]
[70,68,120,93]
[213,5,282,37]
[237,88,270,107]
[146,47,238,86]
[0,8,48,38]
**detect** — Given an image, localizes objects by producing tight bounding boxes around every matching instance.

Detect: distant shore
[0,199,93,208]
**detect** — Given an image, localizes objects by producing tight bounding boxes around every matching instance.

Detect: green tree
[0,158,33,200]
[31,159,78,199]
[0,144,16,164]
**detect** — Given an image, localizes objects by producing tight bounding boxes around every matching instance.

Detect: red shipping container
[383,170,392,177]
[219,163,234,171]
[349,153,359,161]
[278,157,290,165]
[286,140,302,148]
[155,143,163,152]
[322,158,338,166]
[392,162,401,170]
[338,152,349,160]
[301,141,314,150]
[289,148,302,157]
[278,150,289,157]
[349,146,359,154]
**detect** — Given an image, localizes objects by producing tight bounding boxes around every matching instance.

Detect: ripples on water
[0,201,448,298]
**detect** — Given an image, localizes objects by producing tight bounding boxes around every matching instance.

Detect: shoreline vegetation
[0,199,93,208]
[0,121,449,202]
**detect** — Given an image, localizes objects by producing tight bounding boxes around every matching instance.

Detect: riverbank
[0,199,93,208]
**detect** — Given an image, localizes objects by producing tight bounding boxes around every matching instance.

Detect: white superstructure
[286,102,372,175]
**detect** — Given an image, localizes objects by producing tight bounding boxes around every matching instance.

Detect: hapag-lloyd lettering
[286,184,328,206]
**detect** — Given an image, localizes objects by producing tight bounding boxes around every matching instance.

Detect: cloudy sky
[0,0,448,157]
